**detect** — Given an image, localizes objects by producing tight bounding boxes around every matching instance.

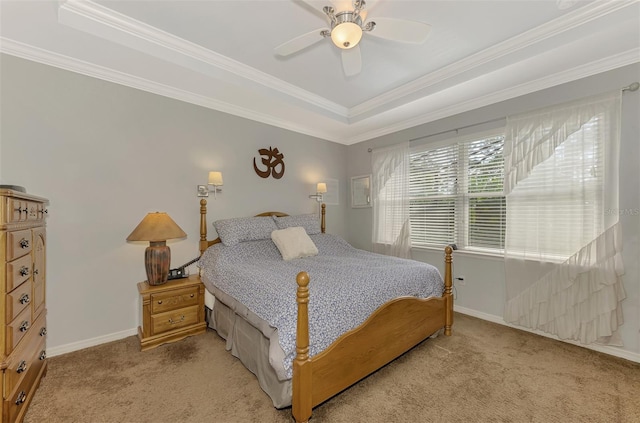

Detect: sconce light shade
[126,212,187,285]
[208,171,224,186]
[309,182,327,203]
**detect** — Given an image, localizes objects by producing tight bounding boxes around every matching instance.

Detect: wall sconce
[309,182,327,202]
[197,171,224,198]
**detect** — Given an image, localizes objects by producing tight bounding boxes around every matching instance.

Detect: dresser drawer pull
[40,327,47,336]
[40,350,47,360]
[16,360,28,374]
[157,300,163,305]
[15,391,27,406]
[33,267,39,275]
[19,266,30,277]
[19,320,30,332]
[19,293,30,304]
[168,315,185,325]
[19,238,30,248]
[190,294,195,298]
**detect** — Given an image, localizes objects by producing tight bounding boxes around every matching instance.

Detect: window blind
[410,134,505,251]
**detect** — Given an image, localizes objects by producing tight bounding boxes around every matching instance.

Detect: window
[409,133,505,252]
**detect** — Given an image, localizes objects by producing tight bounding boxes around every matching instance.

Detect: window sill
[411,245,504,261]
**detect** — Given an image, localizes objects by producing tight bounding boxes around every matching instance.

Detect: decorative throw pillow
[214,216,278,247]
[272,214,321,235]
[271,227,319,261]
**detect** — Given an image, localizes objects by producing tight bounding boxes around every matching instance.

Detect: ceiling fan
[275,0,431,76]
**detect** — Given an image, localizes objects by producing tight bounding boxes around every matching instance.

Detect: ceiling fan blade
[367,17,431,44]
[275,28,327,56]
[341,46,361,76]
[293,0,329,20]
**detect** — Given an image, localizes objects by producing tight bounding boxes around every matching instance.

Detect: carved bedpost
[443,245,454,336]
[321,203,326,234]
[292,271,312,423]
[199,199,208,256]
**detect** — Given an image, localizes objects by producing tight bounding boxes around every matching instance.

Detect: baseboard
[47,328,138,357]
[46,308,640,363]
[454,305,640,364]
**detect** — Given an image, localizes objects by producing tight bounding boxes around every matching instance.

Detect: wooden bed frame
[198,200,453,423]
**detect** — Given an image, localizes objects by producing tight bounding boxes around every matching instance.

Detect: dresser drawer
[4,325,46,400]
[6,279,32,322]
[3,341,46,423]
[6,198,26,223]
[151,286,199,314]
[6,254,32,293]
[151,305,199,335]
[6,229,32,261]
[6,306,32,356]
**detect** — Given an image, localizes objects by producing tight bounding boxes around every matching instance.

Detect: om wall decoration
[254,146,285,179]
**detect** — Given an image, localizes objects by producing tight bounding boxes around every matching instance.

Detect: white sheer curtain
[503,91,625,345]
[371,142,411,258]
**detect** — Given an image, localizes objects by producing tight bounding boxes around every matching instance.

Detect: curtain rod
[367,81,639,153]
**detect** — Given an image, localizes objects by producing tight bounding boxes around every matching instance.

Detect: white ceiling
[1,0,638,145]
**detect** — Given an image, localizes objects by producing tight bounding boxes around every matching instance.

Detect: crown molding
[0,37,344,143]
[342,48,640,145]
[2,37,636,146]
[348,0,639,120]
[57,0,349,118]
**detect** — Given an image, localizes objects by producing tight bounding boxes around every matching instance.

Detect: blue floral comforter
[199,234,443,379]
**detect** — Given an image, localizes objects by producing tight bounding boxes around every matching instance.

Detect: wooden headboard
[199,200,326,255]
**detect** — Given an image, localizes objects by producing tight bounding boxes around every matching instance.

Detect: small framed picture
[351,175,371,208]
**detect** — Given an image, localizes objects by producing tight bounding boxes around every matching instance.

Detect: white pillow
[271,227,318,261]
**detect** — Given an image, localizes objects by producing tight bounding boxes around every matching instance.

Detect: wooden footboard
[292,246,454,423]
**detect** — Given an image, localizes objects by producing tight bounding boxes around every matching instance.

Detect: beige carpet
[24,314,640,423]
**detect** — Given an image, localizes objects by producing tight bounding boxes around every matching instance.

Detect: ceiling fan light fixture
[331,22,362,49]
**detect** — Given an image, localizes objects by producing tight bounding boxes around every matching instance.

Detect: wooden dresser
[0,189,49,423]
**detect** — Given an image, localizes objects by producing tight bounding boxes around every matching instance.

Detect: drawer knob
[40,327,47,336]
[33,267,39,275]
[19,293,30,305]
[39,350,47,360]
[168,315,185,325]
[19,238,30,249]
[190,294,195,298]
[157,300,163,305]
[15,391,27,406]
[19,266,30,277]
[19,320,30,332]
[16,360,28,374]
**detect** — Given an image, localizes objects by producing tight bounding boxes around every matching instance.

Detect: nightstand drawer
[151,305,200,335]
[151,286,199,314]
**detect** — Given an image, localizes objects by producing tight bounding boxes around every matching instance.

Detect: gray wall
[0,54,348,352]
[346,64,640,358]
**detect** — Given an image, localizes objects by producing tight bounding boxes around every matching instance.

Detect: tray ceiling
[1,0,638,144]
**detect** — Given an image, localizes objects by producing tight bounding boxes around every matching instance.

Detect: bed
[197,200,453,423]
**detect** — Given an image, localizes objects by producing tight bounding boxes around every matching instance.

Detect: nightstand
[137,275,207,351]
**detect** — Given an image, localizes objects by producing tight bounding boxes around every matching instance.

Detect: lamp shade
[126,212,187,242]
[208,171,224,186]
[316,183,327,194]
[127,212,186,286]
